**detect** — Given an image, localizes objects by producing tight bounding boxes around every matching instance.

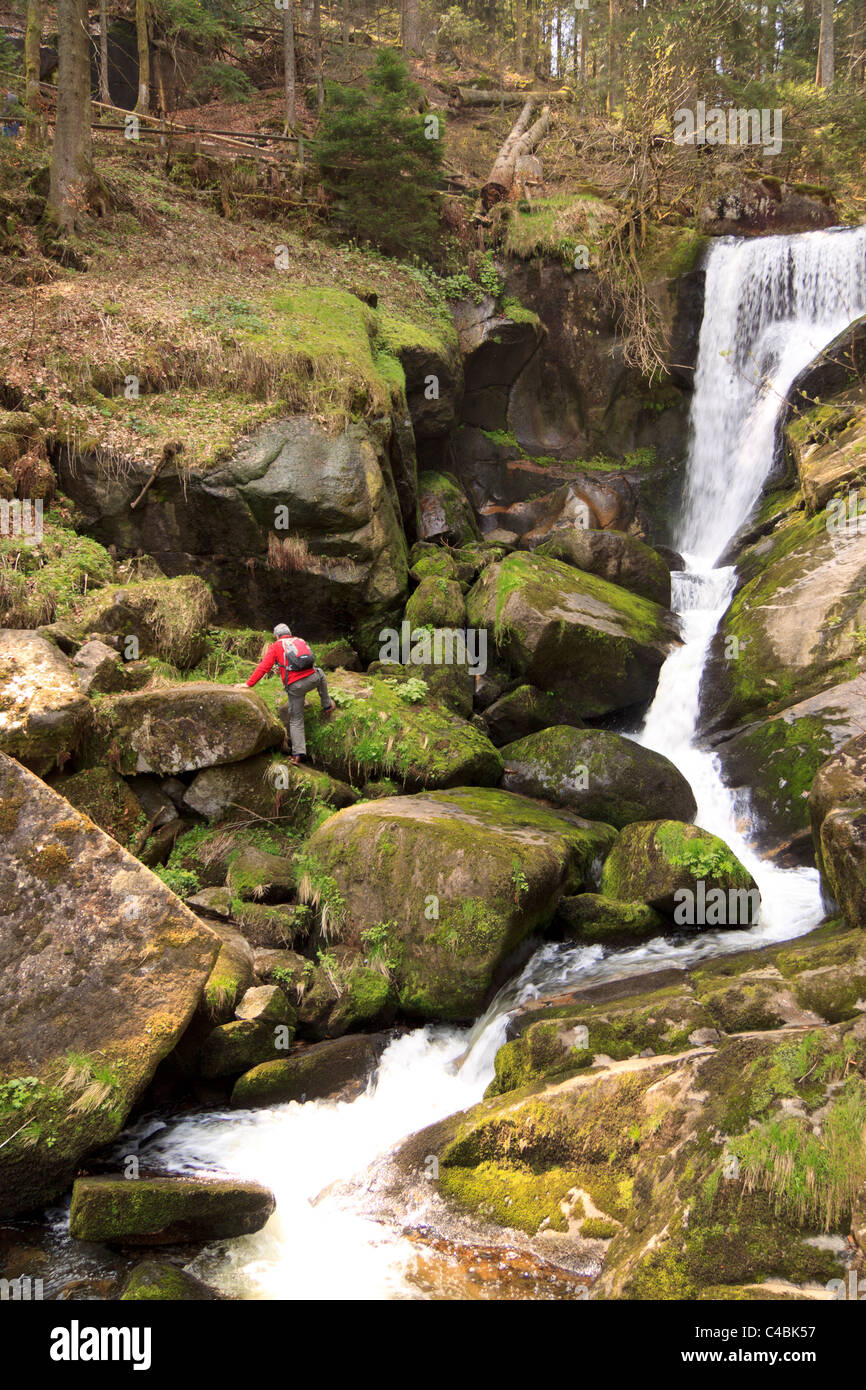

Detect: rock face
[809,734,866,927]
[94,684,285,776]
[0,754,218,1216]
[57,417,409,647]
[304,787,617,1019]
[501,726,696,828]
[601,819,759,923]
[69,1174,275,1244]
[700,177,836,237]
[417,471,480,545]
[452,296,543,432]
[0,629,91,772]
[706,352,866,857]
[466,551,676,714]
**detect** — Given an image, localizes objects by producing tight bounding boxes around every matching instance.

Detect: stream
[50,222,866,1300]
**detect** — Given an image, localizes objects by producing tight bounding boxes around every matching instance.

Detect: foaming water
[113,225,866,1300]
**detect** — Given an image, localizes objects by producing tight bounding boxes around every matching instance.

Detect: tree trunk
[24,0,43,146]
[98,0,111,104]
[282,0,296,130]
[607,0,616,112]
[135,0,149,114]
[49,0,93,231]
[482,99,551,207]
[578,5,587,85]
[816,0,834,85]
[313,0,324,107]
[515,0,524,69]
[403,0,422,54]
[343,0,350,48]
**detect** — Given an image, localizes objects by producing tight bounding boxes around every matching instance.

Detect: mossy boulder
[231,1033,387,1107]
[120,1260,225,1301]
[183,754,356,826]
[200,921,256,1022]
[501,726,696,827]
[294,947,397,1038]
[408,1023,860,1296]
[819,808,866,930]
[418,470,480,546]
[303,669,503,791]
[465,551,676,714]
[199,1020,290,1078]
[555,894,665,944]
[93,684,284,776]
[236,984,295,1026]
[482,683,583,744]
[0,629,92,773]
[68,1174,275,1244]
[601,820,758,923]
[304,787,617,1020]
[226,845,295,904]
[404,575,467,629]
[0,753,219,1216]
[71,575,216,670]
[536,529,672,608]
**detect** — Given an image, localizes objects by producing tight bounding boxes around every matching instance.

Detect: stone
[0,753,218,1216]
[68,1174,275,1244]
[231,1034,388,1107]
[501,726,696,827]
[94,684,284,776]
[0,629,91,772]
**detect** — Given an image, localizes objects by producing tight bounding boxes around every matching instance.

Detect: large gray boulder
[0,629,91,773]
[0,754,218,1215]
[94,684,285,776]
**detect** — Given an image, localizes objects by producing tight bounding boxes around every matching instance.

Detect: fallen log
[482,101,551,209]
[456,86,570,107]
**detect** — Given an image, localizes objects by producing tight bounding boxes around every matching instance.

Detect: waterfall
[89,224,866,1301]
[679,224,866,564]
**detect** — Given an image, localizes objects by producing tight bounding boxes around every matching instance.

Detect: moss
[503,193,617,264]
[0,507,114,627]
[437,1161,585,1235]
[580,1216,619,1239]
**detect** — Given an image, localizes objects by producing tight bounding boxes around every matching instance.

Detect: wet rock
[120,1260,227,1301]
[69,1174,275,1245]
[554,894,665,944]
[501,726,696,827]
[231,1033,389,1107]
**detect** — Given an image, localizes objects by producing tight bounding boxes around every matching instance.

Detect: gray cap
[273,623,292,638]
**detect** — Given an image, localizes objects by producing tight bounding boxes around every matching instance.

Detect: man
[245,623,334,764]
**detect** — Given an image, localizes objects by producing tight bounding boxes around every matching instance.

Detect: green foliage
[153,865,200,898]
[315,51,443,261]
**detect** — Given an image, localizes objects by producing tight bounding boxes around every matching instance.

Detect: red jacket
[246,638,314,690]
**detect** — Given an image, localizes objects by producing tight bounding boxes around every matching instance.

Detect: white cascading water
[109,224,866,1300]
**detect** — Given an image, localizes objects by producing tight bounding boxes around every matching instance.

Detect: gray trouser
[284,667,331,755]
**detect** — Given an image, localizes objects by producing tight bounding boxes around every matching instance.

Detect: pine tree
[314,50,443,262]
